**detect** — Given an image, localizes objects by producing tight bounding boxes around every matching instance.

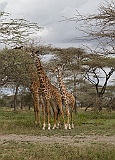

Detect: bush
[0,98,6,107]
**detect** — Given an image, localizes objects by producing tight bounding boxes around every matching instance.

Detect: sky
[0,0,107,49]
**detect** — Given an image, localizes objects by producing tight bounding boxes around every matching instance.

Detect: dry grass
[0,140,115,160]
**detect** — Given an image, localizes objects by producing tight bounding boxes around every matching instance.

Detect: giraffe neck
[34,55,51,97]
[58,70,67,99]
[35,57,44,76]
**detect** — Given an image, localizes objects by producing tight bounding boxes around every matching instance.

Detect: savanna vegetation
[0,1,115,160]
[0,107,115,160]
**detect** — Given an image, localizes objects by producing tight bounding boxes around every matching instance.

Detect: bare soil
[0,134,115,146]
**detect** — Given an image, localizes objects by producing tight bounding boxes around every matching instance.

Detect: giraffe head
[54,65,65,78]
[31,50,39,58]
[30,50,41,65]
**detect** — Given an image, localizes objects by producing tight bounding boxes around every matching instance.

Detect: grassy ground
[0,107,115,136]
[0,107,115,160]
[0,141,115,160]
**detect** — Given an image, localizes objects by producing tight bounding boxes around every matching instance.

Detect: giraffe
[27,64,44,126]
[13,46,44,126]
[56,66,75,129]
[31,50,66,130]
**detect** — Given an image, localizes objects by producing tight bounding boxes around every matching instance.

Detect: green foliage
[0,47,114,112]
[0,98,6,107]
[21,93,34,108]
[0,11,42,47]
[85,55,115,69]
[0,48,33,88]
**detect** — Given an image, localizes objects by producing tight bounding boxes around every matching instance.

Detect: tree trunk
[20,101,23,109]
[13,84,19,111]
[85,103,94,111]
[28,104,31,110]
[94,95,103,112]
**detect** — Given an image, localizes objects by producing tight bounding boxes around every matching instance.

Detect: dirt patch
[0,134,115,146]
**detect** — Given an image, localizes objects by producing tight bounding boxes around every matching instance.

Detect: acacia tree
[44,47,88,112]
[0,11,42,47]
[67,0,115,55]
[84,55,115,111]
[0,11,42,110]
[0,48,34,110]
[65,0,115,111]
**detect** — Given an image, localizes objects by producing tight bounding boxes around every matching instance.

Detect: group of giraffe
[26,49,76,130]
[30,50,76,130]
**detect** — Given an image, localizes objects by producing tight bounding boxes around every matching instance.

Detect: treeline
[0,46,115,111]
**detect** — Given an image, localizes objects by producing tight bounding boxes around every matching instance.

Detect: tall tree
[0,48,34,110]
[84,55,115,111]
[65,0,115,111]
[66,0,115,55]
[46,47,88,112]
[0,12,42,47]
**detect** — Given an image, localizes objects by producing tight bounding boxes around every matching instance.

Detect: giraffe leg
[46,100,51,130]
[68,116,71,130]
[64,122,67,130]
[57,102,66,129]
[42,102,46,130]
[69,102,75,129]
[33,92,40,126]
[37,109,41,125]
[52,111,57,129]
[57,112,61,129]
[72,123,74,129]
[68,123,71,130]
[63,100,70,129]
[42,124,46,130]
[58,105,67,129]
[36,111,39,125]
[34,111,38,125]
[33,100,37,125]
[66,107,71,130]
[51,101,57,130]
[34,106,38,125]
[71,109,74,129]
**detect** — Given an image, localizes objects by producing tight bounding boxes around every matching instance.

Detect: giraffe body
[28,65,44,126]
[57,66,75,129]
[32,51,65,130]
